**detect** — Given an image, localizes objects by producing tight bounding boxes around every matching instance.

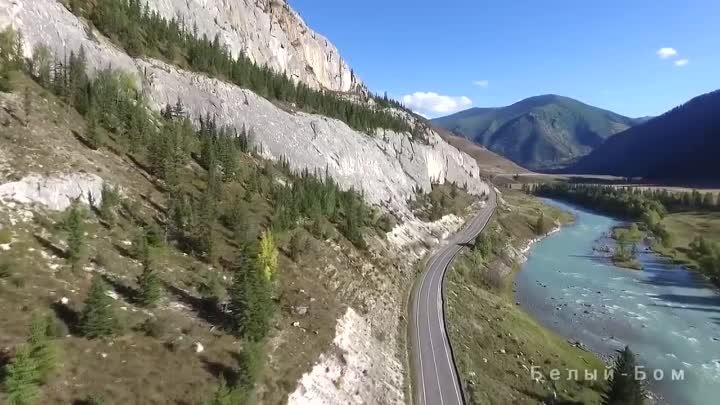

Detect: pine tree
[23,86,31,127]
[98,184,119,225]
[702,192,715,209]
[79,274,118,338]
[209,376,240,405]
[227,244,273,341]
[136,242,161,308]
[65,201,85,271]
[602,346,645,405]
[3,345,40,405]
[27,313,61,383]
[86,108,102,150]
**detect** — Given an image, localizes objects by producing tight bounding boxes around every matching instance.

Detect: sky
[289,0,720,118]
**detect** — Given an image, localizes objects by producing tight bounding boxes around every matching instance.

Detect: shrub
[0,227,12,244]
[0,261,12,279]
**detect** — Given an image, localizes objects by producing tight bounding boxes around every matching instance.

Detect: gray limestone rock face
[140,0,363,93]
[0,0,489,217]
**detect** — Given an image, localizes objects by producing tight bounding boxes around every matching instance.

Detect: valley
[1,1,718,405]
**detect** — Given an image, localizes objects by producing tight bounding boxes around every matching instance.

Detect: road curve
[410,191,497,405]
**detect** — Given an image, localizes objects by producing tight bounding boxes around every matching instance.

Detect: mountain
[432,126,530,177]
[432,95,638,170]
[571,90,720,181]
[0,1,492,405]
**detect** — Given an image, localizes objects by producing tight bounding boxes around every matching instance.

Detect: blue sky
[290,0,720,118]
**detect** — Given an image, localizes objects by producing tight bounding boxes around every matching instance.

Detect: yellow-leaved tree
[258,231,278,281]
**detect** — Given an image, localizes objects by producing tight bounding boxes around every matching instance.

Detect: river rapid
[515,199,720,405]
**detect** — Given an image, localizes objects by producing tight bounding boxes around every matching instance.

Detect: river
[515,199,720,405]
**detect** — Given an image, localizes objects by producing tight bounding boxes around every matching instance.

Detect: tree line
[64,0,413,135]
[529,182,720,281]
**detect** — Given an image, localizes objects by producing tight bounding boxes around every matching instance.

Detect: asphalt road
[410,191,497,405]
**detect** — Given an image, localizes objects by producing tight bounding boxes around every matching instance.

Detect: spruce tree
[227,243,273,341]
[86,109,102,150]
[27,313,60,383]
[136,242,161,308]
[602,346,645,405]
[64,201,85,271]
[98,184,119,225]
[3,345,40,405]
[79,274,118,339]
[23,86,31,127]
[209,376,240,405]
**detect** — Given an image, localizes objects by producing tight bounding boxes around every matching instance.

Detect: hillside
[0,1,492,404]
[434,127,530,177]
[432,95,638,170]
[571,89,720,182]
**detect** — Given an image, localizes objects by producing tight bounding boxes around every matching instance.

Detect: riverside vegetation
[445,191,608,405]
[0,26,410,404]
[447,192,650,405]
[531,183,720,285]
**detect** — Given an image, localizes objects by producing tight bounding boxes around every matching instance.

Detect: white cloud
[674,58,689,67]
[657,47,678,59]
[472,80,490,88]
[401,92,472,118]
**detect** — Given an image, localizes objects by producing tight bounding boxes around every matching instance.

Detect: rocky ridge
[0,1,490,404]
[0,0,489,217]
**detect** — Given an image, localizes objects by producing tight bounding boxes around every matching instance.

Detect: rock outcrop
[0,1,491,403]
[143,0,363,93]
[0,173,104,211]
[1,0,488,217]
[0,0,361,93]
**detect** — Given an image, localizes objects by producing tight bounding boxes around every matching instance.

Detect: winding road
[410,191,497,405]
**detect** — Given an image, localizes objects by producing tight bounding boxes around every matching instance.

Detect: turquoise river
[516,199,720,405]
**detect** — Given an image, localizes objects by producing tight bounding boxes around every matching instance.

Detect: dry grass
[0,75,411,405]
[653,211,720,269]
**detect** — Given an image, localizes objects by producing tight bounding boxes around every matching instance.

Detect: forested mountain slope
[433,95,638,170]
[571,89,720,181]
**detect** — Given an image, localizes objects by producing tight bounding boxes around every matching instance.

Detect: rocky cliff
[1,1,490,403]
[143,0,363,93]
[1,0,488,217]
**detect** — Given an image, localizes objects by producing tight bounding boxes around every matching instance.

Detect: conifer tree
[27,313,61,383]
[227,244,273,341]
[79,274,118,339]
[209,376,240,405]
[65,201,85,271]
[86,108,102,150]
[602,346,645,405]
[98,184,119,225]
[136,241,161,308]
[23,86,31,126]
[3,345,40,405]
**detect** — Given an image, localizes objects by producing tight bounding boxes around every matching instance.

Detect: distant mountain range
[570,89,720,181]
[432,95,641,170]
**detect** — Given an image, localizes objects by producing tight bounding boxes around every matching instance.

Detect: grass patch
[654,211,720,267]
[446,191,605,405]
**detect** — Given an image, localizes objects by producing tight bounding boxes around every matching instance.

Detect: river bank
[516,198,720,405]
[445,192,606,405]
